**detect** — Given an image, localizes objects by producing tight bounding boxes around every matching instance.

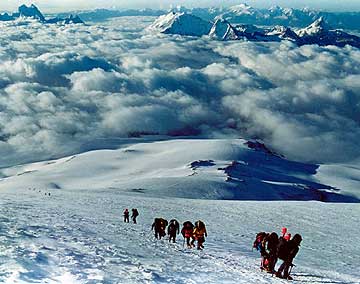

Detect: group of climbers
[123,208,139,224]
[152,218,208,250]
[253,227,302,280]
[122,210,208,250]
[122,208,303,280]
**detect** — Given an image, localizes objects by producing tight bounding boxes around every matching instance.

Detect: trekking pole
[289,264,295,276]
[183,237,185,248]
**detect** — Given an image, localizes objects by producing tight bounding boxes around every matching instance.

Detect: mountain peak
[312,17,328,28]
[18,4,45,22]
[297,17,330,37]
[229,3,255,15]
[209,18,239,40]
[148,12,212,37]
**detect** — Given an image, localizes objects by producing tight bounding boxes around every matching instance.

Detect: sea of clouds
[0,16,359,167]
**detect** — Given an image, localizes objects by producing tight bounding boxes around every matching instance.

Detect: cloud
[0,17,359,166]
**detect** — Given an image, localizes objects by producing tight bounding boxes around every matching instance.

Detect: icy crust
[149,13,360,48]
[0,139,358,202]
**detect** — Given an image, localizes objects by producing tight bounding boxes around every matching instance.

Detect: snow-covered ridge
[0,139,358,202]
[149,12,360,48]
[0,4,84,24]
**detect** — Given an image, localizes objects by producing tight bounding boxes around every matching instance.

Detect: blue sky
[1,0,360,12]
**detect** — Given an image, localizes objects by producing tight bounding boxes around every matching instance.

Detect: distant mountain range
[54,4,360,30]
[148,12,360,48]
[3,4,360,32]
[0,4,84,24]
[169,4,360,31]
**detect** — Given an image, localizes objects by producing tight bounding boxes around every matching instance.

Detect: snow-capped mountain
[149,13,360,48]
[296,17,328,37]
[209,18,240,40]
[17,4,46,22]
[65,5,360,31]
[0,4,84,24]
[228,4,257,16]
[267,25,299,41]
[296,17,360,48]
[0,12,13,21]
[148,12,212,37]
[47,14,85,24]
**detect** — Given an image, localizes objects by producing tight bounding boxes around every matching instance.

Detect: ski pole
[289,263,295,276]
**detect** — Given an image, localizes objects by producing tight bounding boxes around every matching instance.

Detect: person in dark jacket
[152,218,168,240]
[276,234,302,280]
[123,208,129,223]
[131,208,139,224]
[167,219,180,243]
[263,232,279,273]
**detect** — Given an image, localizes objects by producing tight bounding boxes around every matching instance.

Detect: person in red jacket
[181,221,194,248]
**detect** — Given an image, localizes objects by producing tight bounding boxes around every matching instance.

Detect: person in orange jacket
[191,220,207,250]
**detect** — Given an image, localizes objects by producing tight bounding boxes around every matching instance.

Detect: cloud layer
[0,17,359,166]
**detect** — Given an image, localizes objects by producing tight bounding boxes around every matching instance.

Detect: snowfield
[1,139,357,202]
[0,139,359,284]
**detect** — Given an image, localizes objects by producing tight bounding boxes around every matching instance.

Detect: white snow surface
[228,4,256,16]
[1,139,357,202]
[147,12,212,37]
[0,139,359,283]
[296,17,328,37]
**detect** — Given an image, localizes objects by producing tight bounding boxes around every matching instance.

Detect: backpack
[253,232,267,251]
[265,232,279,253]
[170,219,179,230]
[182,221,194,238]
[195,220,205,230]
[277,237,290,260]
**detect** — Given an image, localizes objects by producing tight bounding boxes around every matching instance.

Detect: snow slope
[0,139,359,283]
[0,139,357,202]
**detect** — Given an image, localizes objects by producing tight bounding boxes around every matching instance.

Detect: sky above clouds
[1,0,360,12]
